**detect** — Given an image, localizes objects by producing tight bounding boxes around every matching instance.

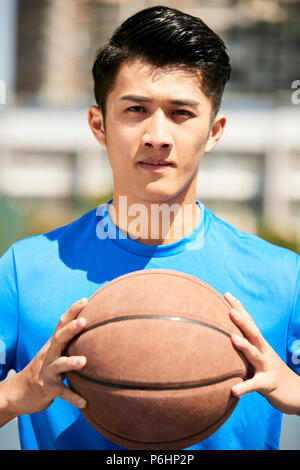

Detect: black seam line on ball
[83,396,239,446]
[71,371,245,391]
[73,314,232,341]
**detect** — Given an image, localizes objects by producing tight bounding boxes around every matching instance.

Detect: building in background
[0,0,300,244]
[13,0,300,106]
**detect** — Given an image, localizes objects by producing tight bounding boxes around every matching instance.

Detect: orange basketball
[66,269,248,449]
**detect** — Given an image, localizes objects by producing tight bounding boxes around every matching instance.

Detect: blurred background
[0,0,299,450]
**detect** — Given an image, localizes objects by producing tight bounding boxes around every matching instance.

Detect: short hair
[92,5,231,121]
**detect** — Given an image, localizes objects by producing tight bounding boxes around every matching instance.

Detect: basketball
[66,269,249,450]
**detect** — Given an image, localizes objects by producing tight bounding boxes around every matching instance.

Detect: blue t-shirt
[0,200,299,450]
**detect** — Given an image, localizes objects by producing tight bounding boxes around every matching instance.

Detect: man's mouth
[138,157,175,169]
[138,161,174,172]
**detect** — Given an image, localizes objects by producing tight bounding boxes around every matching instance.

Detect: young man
[0,6,299,450]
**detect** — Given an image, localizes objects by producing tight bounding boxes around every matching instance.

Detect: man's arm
[0,371,27,427]
[0,298,89,428]
[225,292,300,416]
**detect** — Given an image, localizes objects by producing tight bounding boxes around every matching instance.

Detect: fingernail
[225,292,234,301]
[77,398,87,409]
[79,298,88,306]
[232,334,242,345]
[75,318,86,328]
[75,356,86,367]
[231,385,240,397]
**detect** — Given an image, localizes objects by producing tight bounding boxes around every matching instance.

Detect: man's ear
[88,105,106,147]
[204,114,226,154]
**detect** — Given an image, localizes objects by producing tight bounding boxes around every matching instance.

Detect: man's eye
[173,109,194,117]
[127,106,147,113]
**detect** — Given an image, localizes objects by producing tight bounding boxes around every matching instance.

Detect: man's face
[89,60,225,204]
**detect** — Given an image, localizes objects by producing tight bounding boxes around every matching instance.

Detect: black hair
[92,5,231,121]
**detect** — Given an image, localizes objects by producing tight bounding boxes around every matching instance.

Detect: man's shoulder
[206,207,299,268]
[9,207,98,262]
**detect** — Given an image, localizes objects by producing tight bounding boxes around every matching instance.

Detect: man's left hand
[224,292,300,416]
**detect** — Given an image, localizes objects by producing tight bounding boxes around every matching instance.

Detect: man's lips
[139,161,173,166]
[138,161,174,172]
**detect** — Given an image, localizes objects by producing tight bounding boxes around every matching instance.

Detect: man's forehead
[117,59,201,82]
[111,60,204,98]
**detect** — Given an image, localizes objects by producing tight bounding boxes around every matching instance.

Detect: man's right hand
[0,298,89,426]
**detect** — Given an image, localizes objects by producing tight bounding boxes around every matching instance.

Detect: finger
[48,317,87,358]
[224,292,248,314]
[229,308,265,351]
[55,383,87,409]
[231,375,263,398]
[48,355,87,377]
[225,293,265,349]
[55,298,88,333]
[231,333,264,369]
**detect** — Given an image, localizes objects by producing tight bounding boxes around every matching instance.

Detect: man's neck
[108,195,201,246]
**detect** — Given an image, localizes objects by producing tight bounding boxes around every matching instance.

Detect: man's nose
[141,111,173,150]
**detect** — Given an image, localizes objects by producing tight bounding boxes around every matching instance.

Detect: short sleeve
[0,245,19,380]
[287,254,300,375]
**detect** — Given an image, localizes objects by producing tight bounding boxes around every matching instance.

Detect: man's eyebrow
[120,95,151,103]
[120,95,201,108]
[169,99,201,108]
